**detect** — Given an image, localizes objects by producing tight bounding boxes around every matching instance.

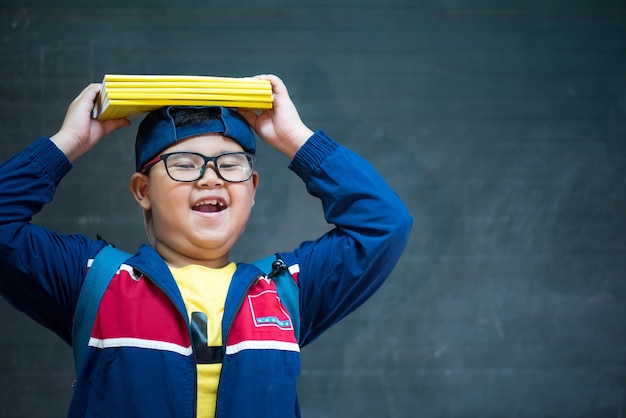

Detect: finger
[101,118,131,136]
[236,109,260,128]
[76,83,102,103]
[249,74,288,95]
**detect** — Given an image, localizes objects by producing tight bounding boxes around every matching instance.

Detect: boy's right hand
[50,83,130,162]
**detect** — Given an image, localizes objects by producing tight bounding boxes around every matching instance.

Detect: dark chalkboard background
[1,1,625,417]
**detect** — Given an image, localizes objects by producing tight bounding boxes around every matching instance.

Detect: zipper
[214,266,262,418]
[135,267,198,418]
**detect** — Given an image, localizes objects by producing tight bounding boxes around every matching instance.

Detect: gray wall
[1,1,625,416]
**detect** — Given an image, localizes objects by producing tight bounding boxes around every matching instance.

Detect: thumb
[101,118,131,136]
[236,109,259,130]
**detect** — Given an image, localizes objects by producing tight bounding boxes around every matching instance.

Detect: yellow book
[96,99,272,120]
[103,81,272,90]
[97,104,163,120]
[93,74,273,120]
[103,74,261,83]
[103,87,271,95]
[103,92,273,102]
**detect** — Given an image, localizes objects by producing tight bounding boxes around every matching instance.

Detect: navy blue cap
[135,106,256,172]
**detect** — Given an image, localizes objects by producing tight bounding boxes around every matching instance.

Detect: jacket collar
[126,244,189,322]
[222,263,264,339]
[126,244,264,341]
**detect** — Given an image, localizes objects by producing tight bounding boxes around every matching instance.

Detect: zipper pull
[267,258,287,279]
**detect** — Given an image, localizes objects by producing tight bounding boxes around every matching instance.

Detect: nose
[197,163,224,186]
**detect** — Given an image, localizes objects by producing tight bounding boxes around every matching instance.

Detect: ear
[130,172,151,211]
[251,171,260,207]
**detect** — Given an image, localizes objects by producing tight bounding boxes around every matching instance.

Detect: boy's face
[131,133,259,268]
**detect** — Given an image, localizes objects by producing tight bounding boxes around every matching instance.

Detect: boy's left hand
[237,74,313,159]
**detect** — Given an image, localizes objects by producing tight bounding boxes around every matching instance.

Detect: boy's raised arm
[240,74,413,345]
[0,84,129,343]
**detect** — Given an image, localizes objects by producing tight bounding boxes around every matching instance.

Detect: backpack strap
[72,245,132,377]
[253,254,300,343]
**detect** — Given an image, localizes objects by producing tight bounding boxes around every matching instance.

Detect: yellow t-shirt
[169,263,235,418]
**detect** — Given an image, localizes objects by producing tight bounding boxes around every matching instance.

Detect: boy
[0,74,412,417]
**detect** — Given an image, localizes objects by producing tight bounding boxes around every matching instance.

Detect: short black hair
[169,107,222,127]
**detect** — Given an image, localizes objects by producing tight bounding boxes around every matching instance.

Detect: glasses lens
[216,153,255,182]
[164,153,206,182]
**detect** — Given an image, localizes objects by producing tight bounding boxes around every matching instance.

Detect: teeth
[196,200,224,207]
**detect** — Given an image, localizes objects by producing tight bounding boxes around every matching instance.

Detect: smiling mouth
[192,200,226,213]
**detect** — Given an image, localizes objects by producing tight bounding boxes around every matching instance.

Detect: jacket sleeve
[286,130,413,346]
[0,137,102,344]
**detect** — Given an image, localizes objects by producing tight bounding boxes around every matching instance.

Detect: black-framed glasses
[141,151,257,183]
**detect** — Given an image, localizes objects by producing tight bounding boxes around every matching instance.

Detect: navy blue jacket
[0,130,413,417]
